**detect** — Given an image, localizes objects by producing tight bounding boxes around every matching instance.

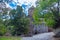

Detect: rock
[5,32,11,36]
[54,31,60,38]
[54,28,60,38]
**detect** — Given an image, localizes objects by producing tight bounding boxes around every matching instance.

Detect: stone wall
[33,24,48,34]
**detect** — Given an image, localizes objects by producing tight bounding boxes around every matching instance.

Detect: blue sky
[6,0,37,15]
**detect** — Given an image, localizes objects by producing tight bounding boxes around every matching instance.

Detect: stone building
[27,6,48,36]
[27,6,35,36]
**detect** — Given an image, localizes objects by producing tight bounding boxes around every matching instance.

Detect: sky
[6,0,37,15]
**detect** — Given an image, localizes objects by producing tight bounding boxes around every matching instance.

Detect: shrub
[0,24,7,36]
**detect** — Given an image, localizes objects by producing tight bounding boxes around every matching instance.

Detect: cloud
[7,0,37,15]
[13,0,37,6]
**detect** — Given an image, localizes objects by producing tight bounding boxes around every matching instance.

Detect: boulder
[54,31,60,38]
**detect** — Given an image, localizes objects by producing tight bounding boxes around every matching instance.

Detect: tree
[10,5,29,36]
[0,2,8,36]
[33,0,60,28]
[0,19,7,36]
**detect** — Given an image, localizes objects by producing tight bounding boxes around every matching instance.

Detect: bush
[11,18,29,36]
[0,24,7,36]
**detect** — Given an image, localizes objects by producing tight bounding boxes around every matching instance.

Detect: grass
[0,36,21,40]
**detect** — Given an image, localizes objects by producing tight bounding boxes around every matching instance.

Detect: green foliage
[33,8,43,24]
[38,0,58,10]
[0,19,7,36]
[11,18,29,35]
[43,12,56,27]
[10,6,29,35]
[33,0,59,27]
[45,18,56,27]
[0,36,21,40]
[0,1,29,36]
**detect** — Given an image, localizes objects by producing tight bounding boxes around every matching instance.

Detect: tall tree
[10,5,29,35]
[33,0,60,28]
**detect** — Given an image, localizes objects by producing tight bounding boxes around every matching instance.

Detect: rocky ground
[22,32,55,40]
[54,38,60,40]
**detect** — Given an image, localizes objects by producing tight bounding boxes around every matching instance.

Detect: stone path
[22,32,55,40]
